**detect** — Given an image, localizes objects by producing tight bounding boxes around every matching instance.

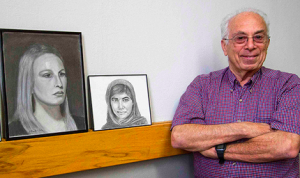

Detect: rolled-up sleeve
[271,74,300,135]
[171,76,206,130]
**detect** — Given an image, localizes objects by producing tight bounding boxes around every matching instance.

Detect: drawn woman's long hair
[13,44,77,134]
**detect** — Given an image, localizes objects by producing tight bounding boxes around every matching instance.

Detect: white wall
[1,0,299,177]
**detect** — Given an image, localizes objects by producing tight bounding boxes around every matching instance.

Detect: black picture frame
[0,92,2,142]
[88,74,152,131]
[1,29,88,140]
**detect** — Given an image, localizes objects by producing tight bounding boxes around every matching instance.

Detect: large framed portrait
[88,75,152,131]
[1,29,88,140]
[0,93,2,142]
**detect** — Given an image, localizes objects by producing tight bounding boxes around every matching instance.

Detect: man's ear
[265,38,270,50]
[221,40,228,56]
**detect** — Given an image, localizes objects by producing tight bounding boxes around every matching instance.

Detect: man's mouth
[241,55,258,59]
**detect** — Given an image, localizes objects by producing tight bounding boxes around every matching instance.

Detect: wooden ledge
[0,121,188,177]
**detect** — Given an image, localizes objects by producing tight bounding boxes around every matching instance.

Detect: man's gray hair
[220,8,270,40]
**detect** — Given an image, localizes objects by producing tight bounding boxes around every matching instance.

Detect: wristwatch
[215,144,226,164]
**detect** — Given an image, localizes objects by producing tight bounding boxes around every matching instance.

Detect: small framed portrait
[88,75,152,131]
[1,29,88,140]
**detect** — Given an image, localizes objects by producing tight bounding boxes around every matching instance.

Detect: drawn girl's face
[110,92,133,120]
[33,53,67,106]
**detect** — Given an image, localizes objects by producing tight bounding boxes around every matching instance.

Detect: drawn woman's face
[33,53,67,106]
[111,92,133,120]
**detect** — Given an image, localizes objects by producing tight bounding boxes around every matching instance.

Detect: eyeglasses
[224,34,270,46]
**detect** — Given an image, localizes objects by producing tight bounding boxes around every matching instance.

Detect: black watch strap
[215,144,226,164]
[217,152,225,164]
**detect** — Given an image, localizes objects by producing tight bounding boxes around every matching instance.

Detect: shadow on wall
[155,154,194,178]
[49,154,194,178]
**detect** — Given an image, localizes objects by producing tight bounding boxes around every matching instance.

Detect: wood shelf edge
[0,121,189,177]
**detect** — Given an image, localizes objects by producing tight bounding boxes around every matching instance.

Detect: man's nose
[244,37,255,50]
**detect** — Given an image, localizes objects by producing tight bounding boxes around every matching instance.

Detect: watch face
[216,144,225,150]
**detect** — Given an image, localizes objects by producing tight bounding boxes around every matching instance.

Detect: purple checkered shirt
[172,67,300,178]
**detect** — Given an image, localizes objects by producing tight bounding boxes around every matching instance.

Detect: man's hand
[200,147,217,159]
[239,122,272,138]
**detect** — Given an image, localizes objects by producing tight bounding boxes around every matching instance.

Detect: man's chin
[240,63,261,72]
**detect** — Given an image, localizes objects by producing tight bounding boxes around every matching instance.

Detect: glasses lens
[253,35,265,43]
[233,35,247,44]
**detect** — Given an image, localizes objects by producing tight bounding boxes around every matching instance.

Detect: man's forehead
[232,30,266,36]
[228,12,267,35]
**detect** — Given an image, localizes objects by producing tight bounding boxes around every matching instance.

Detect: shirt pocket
[254,90,275,124]
[204,104,235,125]
[254,116,271,124]
[255,107,273,124]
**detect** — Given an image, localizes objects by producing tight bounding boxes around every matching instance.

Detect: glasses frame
[223,34,270,46]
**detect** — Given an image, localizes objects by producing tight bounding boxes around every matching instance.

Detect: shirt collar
[227,67,262,89]
[227,68,236,88]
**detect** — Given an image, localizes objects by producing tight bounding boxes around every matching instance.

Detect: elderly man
[171,8,300,178]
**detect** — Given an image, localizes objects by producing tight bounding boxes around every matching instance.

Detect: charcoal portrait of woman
[8,44,86,137]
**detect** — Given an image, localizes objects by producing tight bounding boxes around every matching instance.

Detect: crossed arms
[171,122,300,163]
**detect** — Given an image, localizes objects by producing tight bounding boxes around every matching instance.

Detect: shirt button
[232,162,236,166]
[250,89,252,93]
[237,120,242,123]
[239,99,242,102]
[230,89,233,93]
